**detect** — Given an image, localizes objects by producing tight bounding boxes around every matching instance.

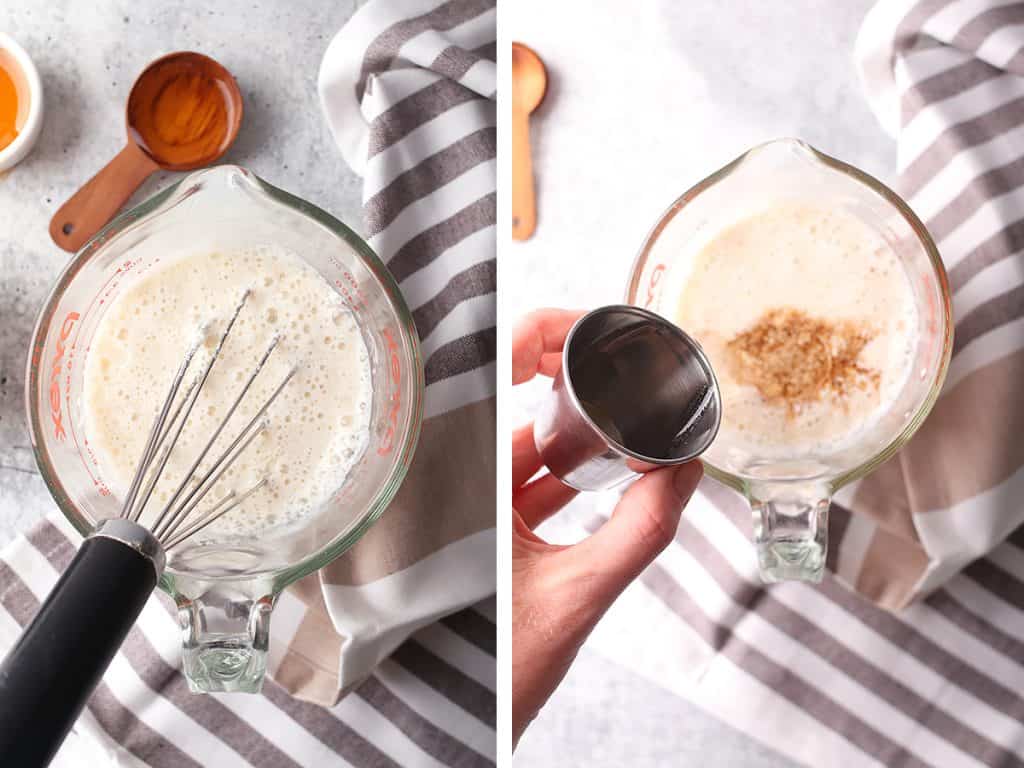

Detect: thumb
[569,461,703,601]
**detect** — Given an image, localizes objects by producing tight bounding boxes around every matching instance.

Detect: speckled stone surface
[509,1,888,766]
[0,0,366,548]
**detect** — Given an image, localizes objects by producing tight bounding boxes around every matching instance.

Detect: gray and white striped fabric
[0,514,495,767]
[583,487,1024,767]
[299,0,495,703]
[578,2,1024,765]
[836,0,1024,609]
[0,0,496,765]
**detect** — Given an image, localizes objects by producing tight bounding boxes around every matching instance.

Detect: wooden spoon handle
[512,107,536,241]
[50,142,158,252]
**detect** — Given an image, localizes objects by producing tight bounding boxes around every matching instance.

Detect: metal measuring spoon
[512,42,546,241]
[50,51,243,252]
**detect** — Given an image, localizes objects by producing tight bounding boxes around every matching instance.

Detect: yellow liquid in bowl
[0,62,19,151]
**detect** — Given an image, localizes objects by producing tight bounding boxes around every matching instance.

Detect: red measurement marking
[66,355,103,492]
[645,264,666,309]
[54,261,143,496]
[96,260,139,307]
[83,440,110,496]
[79,267,122,332]
[377,328,402,456]
[342,271,368,310]
[49,312,79,441]
[925,281,941,334]
[335,280,355,309]
[65,263,139,491]
[65,345,85,472]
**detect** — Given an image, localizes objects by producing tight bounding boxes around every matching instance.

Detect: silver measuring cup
[533,305,721,491]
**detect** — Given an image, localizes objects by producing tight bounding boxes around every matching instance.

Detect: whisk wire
[150,334,281,534]
[152,366,296,541]
[115,289,294,551]
[127,375,202,523]
[162,479,268,551]
[154,418,268,542]
[120,337,204,519]
[128,376,200,523]
[144,291,252,531]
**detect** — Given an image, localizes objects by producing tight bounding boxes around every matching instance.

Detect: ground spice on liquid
[726,308,880,414]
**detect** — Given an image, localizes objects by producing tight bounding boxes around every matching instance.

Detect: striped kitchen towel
[582,484,1024,768]
[1,513,496,767]
[277,0,496,705]
[574,2,1024,766]
[838,0,1024,608]
[0,1,496,766]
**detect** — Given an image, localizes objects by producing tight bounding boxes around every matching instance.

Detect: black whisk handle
[0,520,164,767]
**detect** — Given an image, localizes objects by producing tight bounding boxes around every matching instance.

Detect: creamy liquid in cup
[82,246,372,538]
[674,202,918,461]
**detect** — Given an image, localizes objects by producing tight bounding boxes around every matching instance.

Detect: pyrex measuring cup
[627,139,952,583]
[27,165,423,692]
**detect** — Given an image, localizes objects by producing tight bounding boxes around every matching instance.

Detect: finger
[512,423,543,487]
[513,472,578,529]
[512,506,548,545]
[569,461,703,598]
[538,352,563,378]
[512,309,585,384]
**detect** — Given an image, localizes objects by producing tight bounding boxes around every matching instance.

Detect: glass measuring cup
[26,165,423,692]
[627,139,952,583]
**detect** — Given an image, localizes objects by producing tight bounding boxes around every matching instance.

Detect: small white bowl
[0,33,43,172]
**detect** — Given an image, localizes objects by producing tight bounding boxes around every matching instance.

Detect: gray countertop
[0,0,366,548]
[509,1,889,766]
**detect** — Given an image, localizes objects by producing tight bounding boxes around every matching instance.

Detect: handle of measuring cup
[0,522,161,766]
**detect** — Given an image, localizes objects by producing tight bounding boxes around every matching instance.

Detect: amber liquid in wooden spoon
[50,51,242,252]
[127,57,237,168]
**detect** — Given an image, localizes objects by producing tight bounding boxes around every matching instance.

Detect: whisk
[0,291,293,767]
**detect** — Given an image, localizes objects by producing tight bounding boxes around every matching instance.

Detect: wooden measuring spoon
[50,51,243,252]
[512,43,547,241]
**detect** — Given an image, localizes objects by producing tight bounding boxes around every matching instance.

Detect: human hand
[511,309,703,748]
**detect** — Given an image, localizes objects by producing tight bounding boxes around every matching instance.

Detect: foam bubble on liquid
[82,245,373,540]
